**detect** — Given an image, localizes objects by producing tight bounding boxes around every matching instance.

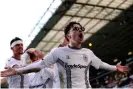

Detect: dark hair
[10,37,22,46]
[64,21,83,41]
[29,53,36,60]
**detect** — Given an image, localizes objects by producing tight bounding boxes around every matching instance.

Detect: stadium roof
[27,0,133,81]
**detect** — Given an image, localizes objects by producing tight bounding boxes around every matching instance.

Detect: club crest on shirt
[66,55,70,59]
[83,54,88,62]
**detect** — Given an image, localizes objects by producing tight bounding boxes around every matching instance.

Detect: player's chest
[59,53,91,66]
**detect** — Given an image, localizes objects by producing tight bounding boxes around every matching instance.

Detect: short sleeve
[5,59,19,68]
[5,58,10,68]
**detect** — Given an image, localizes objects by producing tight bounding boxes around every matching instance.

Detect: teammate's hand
[1,67,16,77]
[26,48,36,54]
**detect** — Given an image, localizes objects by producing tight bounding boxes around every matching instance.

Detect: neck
[69,42,81,49]
[13,54,21,60]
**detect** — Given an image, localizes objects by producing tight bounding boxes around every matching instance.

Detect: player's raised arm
[1,48,58,77]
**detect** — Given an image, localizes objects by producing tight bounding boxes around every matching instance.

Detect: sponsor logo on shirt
[65,64,87,69]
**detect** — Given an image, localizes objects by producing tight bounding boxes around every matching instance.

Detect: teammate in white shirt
[4,37,30,88]
[28,38,69,88]
[28,62,55,88]
[2,37,41,88]
[25,49,57,88]
[1,22,129,88]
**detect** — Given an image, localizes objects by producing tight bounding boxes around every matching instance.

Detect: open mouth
[79,33,83,39]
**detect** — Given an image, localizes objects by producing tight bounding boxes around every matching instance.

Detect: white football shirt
[29,67,54,88]
[52,63,60,88]
[5,56,29,88]
[42,46,103,88]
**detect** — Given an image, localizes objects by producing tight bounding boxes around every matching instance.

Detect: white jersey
[22,53,60,88]
[52,63,60,88]
[5,56,29,88]
[29,67,54,88]
[42,46,103,88]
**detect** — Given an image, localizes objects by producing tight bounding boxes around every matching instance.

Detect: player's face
[68,24,84,44]
[11,43,23,55]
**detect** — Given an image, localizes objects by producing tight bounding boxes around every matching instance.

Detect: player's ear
[11,47,13,50]
[66,34,71,40]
